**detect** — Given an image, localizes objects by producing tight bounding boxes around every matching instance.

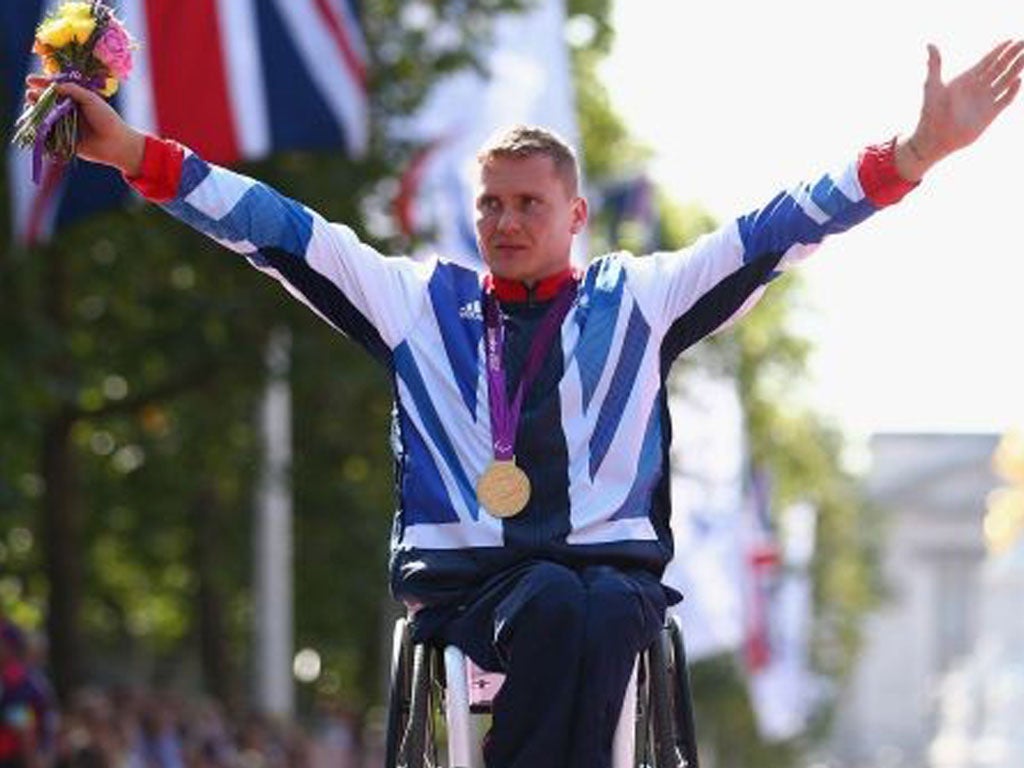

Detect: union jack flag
[3,0,368,247]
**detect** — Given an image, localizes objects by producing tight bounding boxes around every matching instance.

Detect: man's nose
[496,207,521,232]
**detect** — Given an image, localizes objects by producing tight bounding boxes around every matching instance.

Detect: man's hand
[24,74,145,176]
[897,40,1024,181]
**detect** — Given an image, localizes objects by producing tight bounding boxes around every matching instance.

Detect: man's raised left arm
[623,39,1022,351]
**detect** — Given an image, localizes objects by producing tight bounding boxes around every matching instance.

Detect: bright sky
[601,1,1024,438]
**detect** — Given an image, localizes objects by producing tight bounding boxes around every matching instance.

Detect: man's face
[474,154,587,284]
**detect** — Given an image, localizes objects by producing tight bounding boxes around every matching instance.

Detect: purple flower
[93,20,133,79]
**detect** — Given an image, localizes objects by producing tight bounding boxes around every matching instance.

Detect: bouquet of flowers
[12,0,135,183]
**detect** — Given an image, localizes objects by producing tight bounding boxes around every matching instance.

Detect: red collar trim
[485,267,578,303]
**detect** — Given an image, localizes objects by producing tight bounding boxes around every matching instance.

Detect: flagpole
[254,325,294,717]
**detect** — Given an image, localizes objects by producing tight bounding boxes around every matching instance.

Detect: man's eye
[479,199,500,214]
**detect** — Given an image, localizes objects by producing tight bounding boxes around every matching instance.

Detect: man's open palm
[916,40,1024,162]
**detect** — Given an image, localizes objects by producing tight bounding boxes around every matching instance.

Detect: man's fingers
[24,74,50,104]
[925,43,942,92]
[54,82,103,109]
[993,77,1022,113]
[984,40,1024,78]
[989,49,1024,97]
[985,41,1024,85]
[926,44,942,88]
[23,76,106,106]
[57,82,89,99]
[973,39,1015,77]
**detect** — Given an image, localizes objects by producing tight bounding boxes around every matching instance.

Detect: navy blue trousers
[413,560,667,768]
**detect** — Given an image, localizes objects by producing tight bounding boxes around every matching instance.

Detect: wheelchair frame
[385,614,700,768]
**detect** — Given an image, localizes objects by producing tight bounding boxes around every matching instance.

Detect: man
[25,39,1023,768]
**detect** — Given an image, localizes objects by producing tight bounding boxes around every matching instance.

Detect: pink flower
[93,21,133,79]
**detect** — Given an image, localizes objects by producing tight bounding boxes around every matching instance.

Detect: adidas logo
[459,300,483,321]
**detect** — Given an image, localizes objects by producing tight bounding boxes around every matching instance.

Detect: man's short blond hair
[476,124,581,197]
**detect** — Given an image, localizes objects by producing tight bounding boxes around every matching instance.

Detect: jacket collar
[485,267,578,304]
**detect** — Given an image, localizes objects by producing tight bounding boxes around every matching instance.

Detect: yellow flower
[58,2,94,20]
[100,77,119,97]
[69,17,96,44]
[37,18,75,49]
[42,56,62,75]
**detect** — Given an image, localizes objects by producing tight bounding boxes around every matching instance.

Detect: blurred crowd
[0,617,365,768]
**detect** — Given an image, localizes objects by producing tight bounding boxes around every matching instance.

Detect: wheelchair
[385,612,700,768]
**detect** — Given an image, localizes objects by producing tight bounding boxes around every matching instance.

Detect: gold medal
[477,459,531,518]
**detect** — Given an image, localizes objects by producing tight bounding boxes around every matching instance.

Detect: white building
[826,433,1001,768]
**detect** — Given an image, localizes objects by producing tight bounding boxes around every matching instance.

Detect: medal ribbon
[483,278,578,461]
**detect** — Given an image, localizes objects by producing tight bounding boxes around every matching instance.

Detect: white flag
[664,370,748,660]
[391,0,584,267]
[745,500,821,742]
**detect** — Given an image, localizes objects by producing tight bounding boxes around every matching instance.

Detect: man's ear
[570,196,589,234]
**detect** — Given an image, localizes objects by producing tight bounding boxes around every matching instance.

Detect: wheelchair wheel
[404,642,437,767]
[385,619,442,768]
[635,619,700,768]
[634,645,662,768]
[385,618,412,768]
[667,615,700,768]
[647,629,682,767]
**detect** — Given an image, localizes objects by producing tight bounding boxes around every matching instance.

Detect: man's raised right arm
[24,76,431,362]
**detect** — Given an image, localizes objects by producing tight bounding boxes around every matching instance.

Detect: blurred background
[2,2,1023,768]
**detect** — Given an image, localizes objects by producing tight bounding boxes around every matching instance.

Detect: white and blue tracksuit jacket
[131,136,916,608]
